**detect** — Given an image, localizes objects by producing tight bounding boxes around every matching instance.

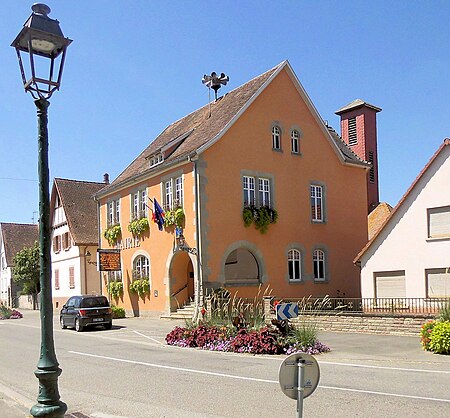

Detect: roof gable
[53,178,106,245]
[0,223,38,265]
[355,139,450,262]
[98,61,367,197]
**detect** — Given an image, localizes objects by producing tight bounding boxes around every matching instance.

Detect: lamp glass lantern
[11,3,72,100]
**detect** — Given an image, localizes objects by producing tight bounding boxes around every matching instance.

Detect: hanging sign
[97,249,121,271]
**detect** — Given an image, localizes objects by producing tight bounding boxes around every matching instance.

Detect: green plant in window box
[164,207,185,228]
[129,277,150,298]
[127,217,149,236]
[242,205,278,234]
[108,281,123,299]
[103,224,121,246]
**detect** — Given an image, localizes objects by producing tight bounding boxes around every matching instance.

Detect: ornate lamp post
[11,4,72,417]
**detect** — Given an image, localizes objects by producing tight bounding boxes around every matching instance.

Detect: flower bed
[166,323,330,355]
[0,305,23,320]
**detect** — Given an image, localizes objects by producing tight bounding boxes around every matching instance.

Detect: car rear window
[80,297,109,308]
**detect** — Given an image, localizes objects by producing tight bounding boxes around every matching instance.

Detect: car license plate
[93,318,104,322]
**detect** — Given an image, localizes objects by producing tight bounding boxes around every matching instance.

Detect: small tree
[12,241,40,309]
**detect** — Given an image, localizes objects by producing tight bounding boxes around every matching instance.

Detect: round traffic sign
[278,352,320,399]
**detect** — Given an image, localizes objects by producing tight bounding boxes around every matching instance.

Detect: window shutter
[54,269,59,290]
[428,207,450,238]
[427,269,450,298]
[69,266,75,289]
[375,272,406,298]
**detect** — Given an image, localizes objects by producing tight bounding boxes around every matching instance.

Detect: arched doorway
[224,248,260,286]
[169,251,194,312]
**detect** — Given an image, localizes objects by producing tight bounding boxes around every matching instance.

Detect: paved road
[0,310,449,417]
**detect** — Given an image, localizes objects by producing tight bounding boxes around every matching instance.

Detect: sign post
[278,353,320,418]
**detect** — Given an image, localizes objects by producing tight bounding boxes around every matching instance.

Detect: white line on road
[132,330,164,345]
[319,361,450,374]
[69,351,275,383]
[69,351,450,404]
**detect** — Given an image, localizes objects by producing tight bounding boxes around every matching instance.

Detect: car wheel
[104,322,112,330]
[75,318,83,332]
[60,316,66,329]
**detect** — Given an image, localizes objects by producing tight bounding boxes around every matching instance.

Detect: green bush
[127,218,149,236]
[420,320,436,351]
[429,321,450,354]
[111,305,126,319]
[104,224,121,246]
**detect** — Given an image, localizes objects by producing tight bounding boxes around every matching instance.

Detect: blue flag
[152,198,165,231]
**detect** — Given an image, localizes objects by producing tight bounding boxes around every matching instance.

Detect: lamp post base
[30,367,67,418]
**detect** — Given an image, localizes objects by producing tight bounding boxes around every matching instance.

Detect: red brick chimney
[335,99,381,213]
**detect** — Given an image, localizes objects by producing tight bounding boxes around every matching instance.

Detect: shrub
[420,320,436,351]
[111,305,126,319]
[438,301,450,322]
[429,321,450,354]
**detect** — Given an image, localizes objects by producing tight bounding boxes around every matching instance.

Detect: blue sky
[1,1,449,224]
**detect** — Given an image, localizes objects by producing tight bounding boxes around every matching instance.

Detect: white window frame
[163,176,183,210]
[313,249,325,281]
[243,176,255,206]
[272,126,281,150]
[291,130,300,154]
[259,178,270,207]
[133,255,150,279]
[107,199,120,226]
[131,189,148,220]
[288,249,302,281]
[427,206,450,239]
[311,185,324,222]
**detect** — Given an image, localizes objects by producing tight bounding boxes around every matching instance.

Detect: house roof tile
[54,178,105,245]
[1,223,39,266]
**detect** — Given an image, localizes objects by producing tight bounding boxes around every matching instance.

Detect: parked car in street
[60,295,112,332]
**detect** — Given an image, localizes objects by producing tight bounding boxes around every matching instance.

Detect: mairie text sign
[276,302,299,320]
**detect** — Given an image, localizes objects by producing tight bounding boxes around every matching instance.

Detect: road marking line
[318,385,450,403]
[69,351,275,383]
[318,361,450,374]
[132,330,163,345]
[69,351,450,403]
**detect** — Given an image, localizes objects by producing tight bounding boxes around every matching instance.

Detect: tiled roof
[1,223,39,266]
[326,126,368,165]
[368,202,393,240]
[54,178,106,245]
[355,138,450,263]
[99,61,368,195]
[335,99,382,115]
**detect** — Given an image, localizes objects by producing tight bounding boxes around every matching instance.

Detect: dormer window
[150,153,164,168]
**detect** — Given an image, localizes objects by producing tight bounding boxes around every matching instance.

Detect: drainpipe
[82,245,88,295]
[93,194,102,295]
[189,153,203,322]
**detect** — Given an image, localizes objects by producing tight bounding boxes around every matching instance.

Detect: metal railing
[279,297,450,316]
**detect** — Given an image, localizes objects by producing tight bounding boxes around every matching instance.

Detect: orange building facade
[96,61,370,317]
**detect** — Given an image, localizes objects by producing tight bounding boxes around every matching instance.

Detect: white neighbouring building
[50,178,107,309]
[0,223,39,308]
[355,139,450,299]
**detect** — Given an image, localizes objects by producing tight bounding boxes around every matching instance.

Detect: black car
[60,295,112,332]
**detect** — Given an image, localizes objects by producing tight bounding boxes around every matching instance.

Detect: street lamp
[11,4,72,417]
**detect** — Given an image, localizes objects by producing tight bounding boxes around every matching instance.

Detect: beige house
[50,178,107,309]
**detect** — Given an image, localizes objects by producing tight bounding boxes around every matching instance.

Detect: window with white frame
[131,189,148,220]
[163,176,183,210]
[310,185,324,222]
[426,268,450,298]
[107,199,120,226]
[258,178,270,207]
[272,126,281,150]
[149,153,164,168]
[313,249,325,281]
[133,255,150,279]
[427,206,450,239]
[108,270,122,283]
[291,130,300,154]
[288,249,301,281]
[243,176,255,206]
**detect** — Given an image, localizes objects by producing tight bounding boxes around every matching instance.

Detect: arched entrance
[224,248,260,286]
[169,251,194,312]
